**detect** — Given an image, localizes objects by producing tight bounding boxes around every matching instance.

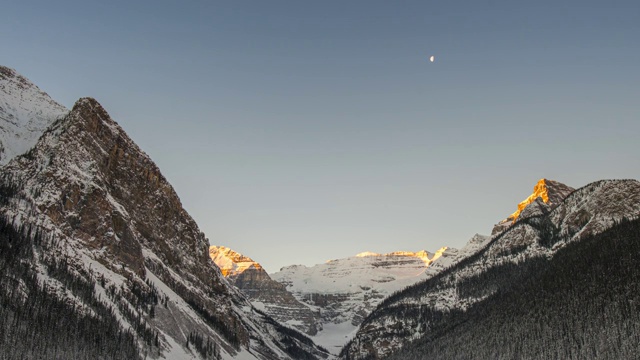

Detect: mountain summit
[209,245,322,336]
[210,245,264,277]
[0,67,328,359]
[492,178,574,234]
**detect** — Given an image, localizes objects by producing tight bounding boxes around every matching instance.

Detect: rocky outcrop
[210,246,322,335]
[492,178,574,235]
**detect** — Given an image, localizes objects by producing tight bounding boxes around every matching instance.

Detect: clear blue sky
[3,0,639,272]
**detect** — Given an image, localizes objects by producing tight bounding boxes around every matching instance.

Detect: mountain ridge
[3,65,639,360]
[384,215,640,359]
[271,235,486,353]
[342,178,640,359]
[210,245,323,336]
[0,67,329,360]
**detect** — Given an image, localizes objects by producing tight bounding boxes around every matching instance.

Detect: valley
[2,65,640,359]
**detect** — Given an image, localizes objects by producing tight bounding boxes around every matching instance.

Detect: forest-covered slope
[383,216,640,359]
[342,179,640,359]
[0,210,141,360]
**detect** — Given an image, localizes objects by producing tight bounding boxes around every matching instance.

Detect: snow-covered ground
[311,321,359,355]
[270,237,490,353]
[0,65,68,165]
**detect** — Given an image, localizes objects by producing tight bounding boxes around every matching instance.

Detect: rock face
[492,178,575,235]
[210,246,322,336]
[342,179,640,359]
[0,67,328,359]
[271,239,489,354]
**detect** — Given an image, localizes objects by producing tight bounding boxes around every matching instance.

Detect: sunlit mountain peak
[492,178,575,235]
[509,178,551,222]
[354,247,448,266]
[209,246,263,277]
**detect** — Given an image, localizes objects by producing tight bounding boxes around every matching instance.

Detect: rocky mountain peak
[1,67,330,359]
[355,248,448,266]
[209,245,322,336]
[509,179,574,221]
[492,178,575,235]
[210,245,263,277]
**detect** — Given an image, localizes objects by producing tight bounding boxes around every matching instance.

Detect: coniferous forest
[383,217,640,360]
[0,212,141,360]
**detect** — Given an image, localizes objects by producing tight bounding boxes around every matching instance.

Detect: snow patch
[0,65,69,165]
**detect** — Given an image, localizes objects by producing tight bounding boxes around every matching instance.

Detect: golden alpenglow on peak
[509,178,550,222]
[355,247,448,266]
[492,178,575,235]
[209,245,263,277]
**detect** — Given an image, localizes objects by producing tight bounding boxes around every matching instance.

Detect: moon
[429,55,435,63]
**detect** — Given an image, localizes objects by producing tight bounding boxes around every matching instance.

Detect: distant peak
[354,247,448,265]
[355,251,380,257]
[493,178,575,235]
[209,245,263,277]
[509,179,550,221]
[508,179,574,223]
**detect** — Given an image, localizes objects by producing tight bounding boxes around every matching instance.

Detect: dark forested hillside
[383,217,640,360]
[0,213,142,360]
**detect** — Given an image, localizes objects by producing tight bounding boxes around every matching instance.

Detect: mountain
[492,178,574,235]
[384,216,640,359]
[341,179,640,359]
[270,237,489,354]
[210,246,323,336]
[0,66,68,165]
[0,66,329,360]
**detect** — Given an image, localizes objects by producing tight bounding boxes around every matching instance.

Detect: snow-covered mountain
[5,65,639,360]
[210,234,491,355]
[342,178,640,359]
[0,67,329,360]
[210,246,323,336]
[269,236,489,354]
[0,66,68,165]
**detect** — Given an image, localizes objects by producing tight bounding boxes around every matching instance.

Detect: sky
[2,0,639,273]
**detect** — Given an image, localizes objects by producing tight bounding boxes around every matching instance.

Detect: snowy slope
[270,236,489,354]
[0,66,68,165]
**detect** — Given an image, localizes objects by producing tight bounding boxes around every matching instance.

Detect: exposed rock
[210,246,322,335]
[492,178,575,235]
